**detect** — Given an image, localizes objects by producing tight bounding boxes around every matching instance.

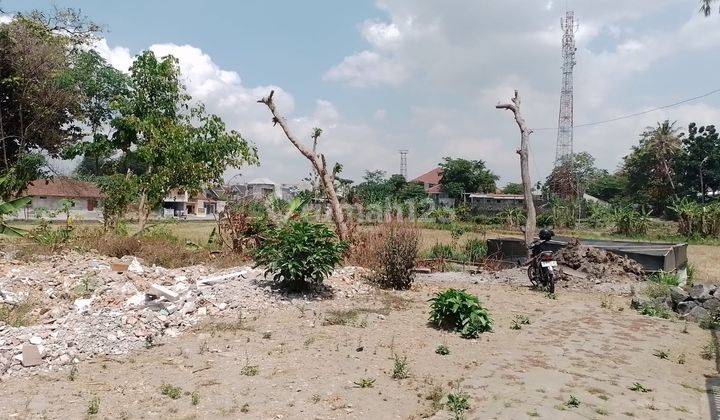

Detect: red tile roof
[25,178,103,199]
[411,167,443,185]
[426,184,443,194]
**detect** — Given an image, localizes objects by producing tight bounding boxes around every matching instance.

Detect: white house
[162,188,227,218]
[245,178,298,201]
[22,178,104,220]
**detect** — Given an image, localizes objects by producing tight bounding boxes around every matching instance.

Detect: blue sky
[3,0,720,186]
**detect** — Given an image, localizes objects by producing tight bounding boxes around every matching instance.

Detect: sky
[3,0,720,187]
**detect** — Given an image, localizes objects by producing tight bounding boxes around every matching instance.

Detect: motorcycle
[527,228,557,293]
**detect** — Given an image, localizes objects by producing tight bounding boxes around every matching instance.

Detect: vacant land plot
[0,271,715,419]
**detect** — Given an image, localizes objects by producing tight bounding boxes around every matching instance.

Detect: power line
[533,87,720,132]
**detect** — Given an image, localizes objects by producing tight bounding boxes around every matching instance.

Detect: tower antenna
[553,10,579,199]
[399,149,408,179]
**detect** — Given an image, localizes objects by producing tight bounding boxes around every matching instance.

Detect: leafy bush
[497,207,526,229]
[671,199,720,238]
[429,207,454,225]
[638,302,670,319]
[548,199,578,229]
[585,202,613,228]
[373,223,420,290]
[254,220,348,291]
[649,271,679,286]
[613,206,651,236]
[427,243,455,260]
[462,239,487,263]
[428,289,492,338]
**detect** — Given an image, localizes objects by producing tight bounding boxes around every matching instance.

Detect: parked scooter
[527,228,557,293]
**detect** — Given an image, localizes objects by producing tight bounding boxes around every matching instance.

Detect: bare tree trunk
[496,90,537,253]
[258,90,349,241]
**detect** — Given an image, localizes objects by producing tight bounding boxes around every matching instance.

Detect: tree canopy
[438,157,498,199]
[350,170,427,204]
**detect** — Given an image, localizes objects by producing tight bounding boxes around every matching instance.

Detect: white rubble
[0,251,371,377]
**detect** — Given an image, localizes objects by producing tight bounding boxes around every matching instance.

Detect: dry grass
[686,244,720,283]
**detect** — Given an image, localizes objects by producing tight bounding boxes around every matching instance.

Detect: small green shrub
[565,395,580,408]
[629,382,652,393]
[391,354,410,379]
[254,220,348,291]
[353,378,376,388]
[699,309,720,330]
[191,391,200,405]
[649,271,679,286]
[87,396,100,415]
[429,289,492,338]
[644,283,671,300]
[427,242,455,260]
[446,391,470,418]
[510,314,530,330]
[435,345,450,355]
[701,339,717,360]
[161,384,182,399]
[463,239,487,263]
[638,302,670,319]
[670,199,720,237]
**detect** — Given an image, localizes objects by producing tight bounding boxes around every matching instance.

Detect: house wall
[469,197,525,212]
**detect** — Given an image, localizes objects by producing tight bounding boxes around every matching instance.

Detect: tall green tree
[545,152,601,199]
[586,171,628,203]
[0,10,100,197]
[676,123,720,200]
[502,182,523,195]
[438,157,498,199]
[66,51,258,229]
[622,120,683,213]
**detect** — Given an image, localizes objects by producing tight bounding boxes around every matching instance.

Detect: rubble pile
[0,251,371,376]
[633,283,719,322]
[556,241,645,282]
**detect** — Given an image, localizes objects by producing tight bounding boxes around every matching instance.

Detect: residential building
[411,168,454,207]
[162,188,227,218]
[467,193,525,212]
[22,178,103,219]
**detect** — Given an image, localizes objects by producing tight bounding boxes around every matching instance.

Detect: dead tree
[258,90,349,241]
[496,90,537,251]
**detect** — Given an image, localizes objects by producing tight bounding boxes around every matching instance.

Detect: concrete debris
[556,241,645,282]
[0,251,371,377]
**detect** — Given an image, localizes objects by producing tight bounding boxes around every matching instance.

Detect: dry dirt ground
[0,270,717,419]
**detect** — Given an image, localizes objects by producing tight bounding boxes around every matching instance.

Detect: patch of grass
[353,378,376,388]
[629,382,652,393]
[699,310,720,330]
[644,283,671,300]
[701,339,717,360]
[423,386,444,416]
[191,391,200,406]
[652,349,669,359]
[565,395,580,408]
[677,353,686,364]
[596,408,610,416]
[0,301,36,327]
[87,396,100,415]
[510,314,530,330]
[161,384,183,399]
[649,271,680,286]
[262,331,272,339]
[391,354,410,379]
[241,365,259,376]
[545,292,557,300]
[638,302,670,319]
[446,391,470,419]
[240,403,250,413]
[323,308,376,328]
[435,345,450,355]
[527,409,540,417]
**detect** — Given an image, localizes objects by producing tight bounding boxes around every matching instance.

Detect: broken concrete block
[197,271,246,286]
[689,284,713,302]
[21,344,42,367]
[703,298,720,312]
[670,286,689,305]
[149,284,179,301]
[128,257,144,274]
[74,298,93,313]
[676,300,697,315]
[687,305,709,322]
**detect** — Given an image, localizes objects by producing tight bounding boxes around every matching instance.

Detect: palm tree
[641,121,683,196]
[701,0,718,16]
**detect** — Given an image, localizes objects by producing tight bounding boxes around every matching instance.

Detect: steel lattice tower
[554,11,578,167]
[399,150,408,179]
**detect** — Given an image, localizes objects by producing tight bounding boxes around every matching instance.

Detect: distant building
[162,188,227,218]
[22,178,104,219]
[411,168,454,207]
[233,178,298,201]
[467,193,525,212]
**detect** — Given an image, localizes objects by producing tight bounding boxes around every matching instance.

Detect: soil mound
[555,240,645,282]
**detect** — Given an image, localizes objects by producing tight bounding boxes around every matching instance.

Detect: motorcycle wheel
[527,265,538,288]
[545,270,555,293]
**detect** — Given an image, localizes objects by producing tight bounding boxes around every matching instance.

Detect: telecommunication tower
[554,11,578,167]
[399,150,408,179]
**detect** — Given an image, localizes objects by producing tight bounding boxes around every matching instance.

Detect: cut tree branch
[258,90,349,241]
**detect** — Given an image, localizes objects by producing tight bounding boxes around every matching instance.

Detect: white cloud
[322,50,408,87]
[92,39,134,72]
[361,19,403,50]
